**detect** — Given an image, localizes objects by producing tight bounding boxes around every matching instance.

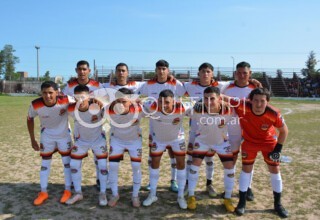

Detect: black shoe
[235,191,247,216]
[96,179,100,191]
[246,187,254,201]
[275,204,289,218]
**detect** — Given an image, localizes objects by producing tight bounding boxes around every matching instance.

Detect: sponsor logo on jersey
[151,142,157,151]
[179,142,186,151]
[194,142,200,149]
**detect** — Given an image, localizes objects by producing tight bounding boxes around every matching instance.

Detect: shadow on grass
[0,182,245,219]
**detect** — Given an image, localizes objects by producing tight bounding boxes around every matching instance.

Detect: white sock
[248,167,254,188]
[97,159,108,193]
[109,162,119,196]
[40,159,52,192]
[270,173,282,193]
[70,159,82,193]
[131,162,141,197]
[186,155,192,182]
[94,155,99,181]
[188,165,200,196]
[224,168,235,199]
[170,158,177,181]
[150,168,159,196]
[239,171,251,192]
[177,169,186,197]
[61,156,72,190]
[205,156,214,181]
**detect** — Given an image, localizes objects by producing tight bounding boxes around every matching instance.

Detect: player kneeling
[66,85,108,206]
[187,86,235,212]
[27,81,73,205]
[107,88,145,208]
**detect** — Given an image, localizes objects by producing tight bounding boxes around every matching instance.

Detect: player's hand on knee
[269,143,282,162]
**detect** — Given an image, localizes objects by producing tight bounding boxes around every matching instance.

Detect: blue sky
[1,0,319,79]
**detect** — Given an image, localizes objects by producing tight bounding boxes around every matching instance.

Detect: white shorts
[40,134,72,157]
[150,138,186,157]
[192,139,233,161]
[109,138,142,162]
[71,135,108,159]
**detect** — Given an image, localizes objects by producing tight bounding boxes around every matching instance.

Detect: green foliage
[40,71,51,81]
[301,51,319,78]
[0,44,20,80]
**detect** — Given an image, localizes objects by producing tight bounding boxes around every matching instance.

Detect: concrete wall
[0,80,41,94]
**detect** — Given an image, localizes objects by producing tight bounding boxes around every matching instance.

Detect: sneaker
[99,192,107,206]
[145,183,151,191]
[187,196,196,210]
[96,179,100,191]
[246,187,254,201]
[184,184,188,197]
[33,192,49,206]
[177,196,187,209]
[142,194,158,206]
[108,195,120,207]
[169,180,178,193]
[206,184,217,198]
[66,193,83,205]
[60,190,72,203]
[224,198,235,212]
[275,204,289,218]
[132,196,141,208]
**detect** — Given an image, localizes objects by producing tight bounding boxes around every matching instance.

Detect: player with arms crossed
[226,88,289,218]
[187,86,236,212]
[66,85,108,206]
[143,89,189,209]
[27,81,73,205]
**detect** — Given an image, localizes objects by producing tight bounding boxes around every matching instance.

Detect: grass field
[0,95,319,219]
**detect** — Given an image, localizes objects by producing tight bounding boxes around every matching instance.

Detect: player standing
[139,59,186,192]
[27,81,73,205]
[226,88,289,218]
[186,86,235,212]
[62,60,104,190]
[106,88,145,208]
[66,85,108,206]
[142,89,189,209]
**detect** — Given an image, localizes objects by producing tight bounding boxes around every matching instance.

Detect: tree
[41,71,51,81]
[0,45,20,80]
[301,51,318,78]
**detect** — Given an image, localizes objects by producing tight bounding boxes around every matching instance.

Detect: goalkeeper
[223,88,289,218]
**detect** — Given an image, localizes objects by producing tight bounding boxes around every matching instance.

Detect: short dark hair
[74,85,89,94]
[41,81,58,91]
[115,87,134,99]
[77,60,90,68]
[156,59,169,68]
[203,86,220,96]
[236,61,251,69]
[159,89,174,98]
[249,88,271,101]
[115,63,129,71]
[198,62,214,71]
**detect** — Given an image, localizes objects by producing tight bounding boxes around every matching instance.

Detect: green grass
[0,96,319,219]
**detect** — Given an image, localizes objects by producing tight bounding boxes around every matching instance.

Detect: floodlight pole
[35,46,40,81]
